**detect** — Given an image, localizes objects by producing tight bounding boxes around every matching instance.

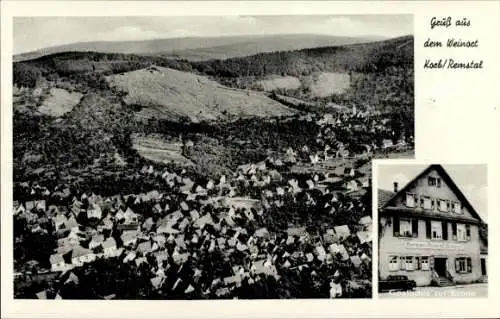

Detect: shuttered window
[389,256,399,271]
[421,257,430,270]
[453,202,462,214]
[405,256,414,271]
[393,217,400,237]
[455,258,463,272]
[455,257,472,273]
[452,222,457,240]
[466,224,471,241]
[425,220,431,239]
[412,219,418,238]
[431,221,442,240]
[400,218,413,238]
[442,221,448,240]
[406,193,416,207]
[439,199,448,212]
[423,197,432,210]
[457,224,466,241]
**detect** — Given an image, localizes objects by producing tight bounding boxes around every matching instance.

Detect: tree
[13,63,42,88]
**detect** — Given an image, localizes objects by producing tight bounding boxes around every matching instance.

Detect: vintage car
[379,275,417,292]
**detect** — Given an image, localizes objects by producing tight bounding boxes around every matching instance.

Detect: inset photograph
[377,163,488,298]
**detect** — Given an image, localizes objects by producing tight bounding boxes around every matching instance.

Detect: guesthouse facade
[378,165,486,287]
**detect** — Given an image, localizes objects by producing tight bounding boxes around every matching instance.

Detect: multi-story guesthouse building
[378,165,487,287]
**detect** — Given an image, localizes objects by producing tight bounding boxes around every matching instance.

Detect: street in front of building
[379,283,488,298]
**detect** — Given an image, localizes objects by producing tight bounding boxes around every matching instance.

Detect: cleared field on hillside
[38,88,82,117]
[132,134,194,166]
[106,66,296,122]
[257,75,302,92]
[308,72,351,98]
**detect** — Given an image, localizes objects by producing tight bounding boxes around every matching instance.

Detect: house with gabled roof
[114,208,125,221]
[50,253,71,272]
[137,241,154,255]
[46,205,61,217]
[89,234,105,250]
[87,203,102,219]
[378,165,486,287]
[123,207,138,225]
[121,230,139,247]
[98,216,114,232]
[66,215,80,233]
[35,200,46,211]
[101,237,118,257]
[53,214,69,232]
[14,202,25,215]
[65,246,95,267]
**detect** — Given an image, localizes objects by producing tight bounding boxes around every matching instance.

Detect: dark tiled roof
[378,189,394,208]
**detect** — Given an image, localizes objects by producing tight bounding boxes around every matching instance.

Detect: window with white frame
[423,197,432,210]
[428,177,437,186]
[406,193,416,207]
[455,257,472,273]
[389,256,399,271]
[439,199,448,212]
[405,256,414,271]
[431,221,443,239]
[452,202,462,214]
[437,178,442,188]
[421,256,430,270]
[400,218,413,238]
[457,223,467,241]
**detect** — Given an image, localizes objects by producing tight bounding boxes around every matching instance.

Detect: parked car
[379,275,416,292]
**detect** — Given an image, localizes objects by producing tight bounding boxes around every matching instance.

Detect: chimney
[393,182,398,193]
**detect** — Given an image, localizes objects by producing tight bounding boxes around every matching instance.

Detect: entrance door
[434,258,447,277]
[481,258,487,276]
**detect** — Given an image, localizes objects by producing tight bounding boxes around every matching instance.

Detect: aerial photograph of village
[12,15,414,299]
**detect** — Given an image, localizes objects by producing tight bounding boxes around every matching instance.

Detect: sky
[378,164,488,222]
[13,15,413,54]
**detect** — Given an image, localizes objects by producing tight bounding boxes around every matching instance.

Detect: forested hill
[190,35,414,113]
[14,35,412,80]
[191,35,413,77]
